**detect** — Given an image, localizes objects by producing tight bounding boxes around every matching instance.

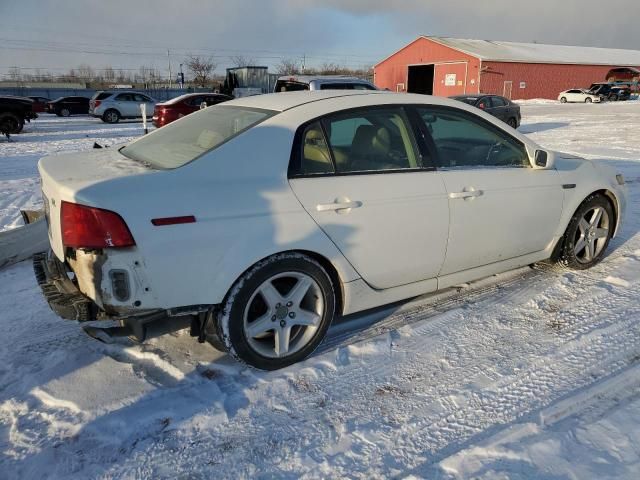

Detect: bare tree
[275,58,300,75]
[185,54,216,87]
[103,66,116,84]
[7,67,21,81]
[77,64,95,83]
[230,55,257,68]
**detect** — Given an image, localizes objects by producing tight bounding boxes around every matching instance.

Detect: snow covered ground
[1,104,639,479]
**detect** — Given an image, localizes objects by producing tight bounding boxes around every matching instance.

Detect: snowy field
[1,104,639,479]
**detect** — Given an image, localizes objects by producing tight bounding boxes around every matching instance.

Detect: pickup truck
[0,95,38,135]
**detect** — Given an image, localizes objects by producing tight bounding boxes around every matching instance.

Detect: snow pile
[0,104,639,478]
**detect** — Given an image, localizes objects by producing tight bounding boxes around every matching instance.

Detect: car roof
[225,90,496,113]
[161,92,230,105]
[276,75,371,83]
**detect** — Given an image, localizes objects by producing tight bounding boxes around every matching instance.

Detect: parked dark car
[152,93,233,127]
[605,67,640,83]
[46,96,90,116]
[588,83,632,101]
[450,95,521,128]
[27,96,51,113]
[0,96,37,134]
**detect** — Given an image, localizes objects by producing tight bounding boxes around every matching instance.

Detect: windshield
[121,105,276,169]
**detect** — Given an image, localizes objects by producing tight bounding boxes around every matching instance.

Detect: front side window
[121,106,275,169]
[321,108,420,173]
[417,107,528,169]
[492,97,507,107]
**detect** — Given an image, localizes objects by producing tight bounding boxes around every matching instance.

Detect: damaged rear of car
[34,104,277,342]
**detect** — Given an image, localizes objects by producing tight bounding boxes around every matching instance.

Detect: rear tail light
[93,100,102,108]
[61,201,135,249]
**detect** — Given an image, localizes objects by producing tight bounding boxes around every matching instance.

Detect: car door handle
[449,189,484,199]
[316,200,363,212]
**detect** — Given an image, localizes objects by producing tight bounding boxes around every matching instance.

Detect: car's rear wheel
[585,97,592,103]
[209,252,336,370]
[60,108,71,117]
[102,109,120,124]
[558,194,614,270]
[560,97,567,103]
[507,117,518,128]
[0,112,23,134]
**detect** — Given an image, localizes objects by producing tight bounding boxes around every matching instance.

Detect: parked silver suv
[89,91,156,123]
[274,75,376,92]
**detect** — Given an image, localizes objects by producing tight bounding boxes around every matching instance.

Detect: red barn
[374,36,640,100]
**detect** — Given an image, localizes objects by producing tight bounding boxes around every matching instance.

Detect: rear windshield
[91,92,112,100]
[453,97,478,105]
[120,105,275,169]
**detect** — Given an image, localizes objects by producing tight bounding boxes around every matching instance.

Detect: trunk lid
[38,147,153,260]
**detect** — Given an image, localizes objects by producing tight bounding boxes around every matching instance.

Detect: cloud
[1,0,639,76]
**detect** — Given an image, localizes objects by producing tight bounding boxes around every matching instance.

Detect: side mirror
[534,150,548,167]
[531,149,554,169]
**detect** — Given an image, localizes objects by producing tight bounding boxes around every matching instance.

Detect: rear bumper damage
[33,250,219,344]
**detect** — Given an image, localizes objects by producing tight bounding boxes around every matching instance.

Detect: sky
[1,0,639,78]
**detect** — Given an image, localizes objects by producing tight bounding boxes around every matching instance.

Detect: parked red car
[605,67,640,83]
[152,93,233,127]
[28,96,51,113]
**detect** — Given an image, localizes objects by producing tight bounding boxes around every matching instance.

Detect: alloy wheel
[243,271,324,358]
[573,206,610,264]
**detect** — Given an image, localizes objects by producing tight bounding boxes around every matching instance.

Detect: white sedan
[35,91,627,369]
[558,89,601,103]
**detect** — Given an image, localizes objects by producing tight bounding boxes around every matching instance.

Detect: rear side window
[321,107,420,173]
[299,122,334,175]
[116,93,134,101]
[121,105,275,169]
[275,81,309,92]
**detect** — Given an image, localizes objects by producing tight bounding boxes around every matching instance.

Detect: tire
[560,97,567,103]
[60,108,71,117]
[585,97,592,103]
[507,117,518,128]
[102,109,120,124]
[610,95,618,102]
[0,112,23,134]
[208,252,336,370]
[558,194,614,270]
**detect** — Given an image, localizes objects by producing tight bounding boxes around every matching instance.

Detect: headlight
[616,174,625,185]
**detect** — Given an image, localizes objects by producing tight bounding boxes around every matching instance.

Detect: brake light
[61,201,135,249]
[94,100,102,108]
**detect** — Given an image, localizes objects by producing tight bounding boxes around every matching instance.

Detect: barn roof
[425,36,640,66]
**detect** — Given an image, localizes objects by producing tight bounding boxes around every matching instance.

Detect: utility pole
[301,54,306,73]
[167,49,172,88]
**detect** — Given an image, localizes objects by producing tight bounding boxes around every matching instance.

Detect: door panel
[415,105,563,276]
[289,107,450,289]
[290,173,449,288]
[438,168,562,275]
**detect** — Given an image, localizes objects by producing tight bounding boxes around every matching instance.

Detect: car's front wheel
[585,97,592,103]
[102,109,120,124]
[507,117,518,128]
[60,108,71,117]
[209,252,336,370]
[558,194,614,270]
